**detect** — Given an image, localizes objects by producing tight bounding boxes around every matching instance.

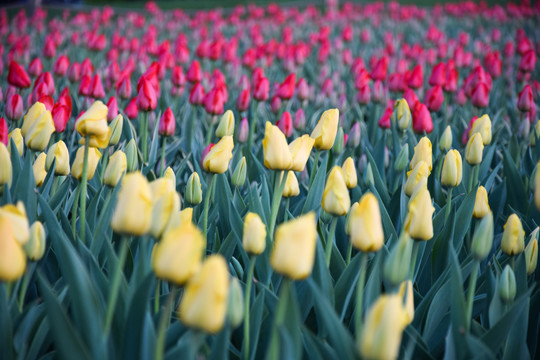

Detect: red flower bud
[519,50,536,73]
[107,97,119,122]
[5,93,23,121]
[356,84,371,105]
[0,117,7,146]
[237,117,249,143]
[370,56,388,81]
[277,73,296,100]
[296,78,309,101]
[79,75,92,97]
[52,103,70,133]
[159,107,176,136]
[203,87,225,115]
[68,62,81,82]
[378,105,393,129]
[412,102,433,134]
[425,85,444,112]
[125,98,139,119]
[136,77,157,111]
[407,65,424,89]
[404,88,419,109]
[35,72,55,96]
[189,82,205,106]
[429,62,446,87]
[80,58,94,78]
[294,108,306,130]
[38,95,54,111]
[53,55,70,77]
[253,76,269,102]
[186,60,202,83]
[90,74,106,99]
[470,83,489,108]
[372,80,385,104]
[172,66,185,87]
[270,95,281,114]
[28,58,43,78]
[517,84,533,112]
[236,89,250,112]
[277,111,293,137]
[8,61,31,89]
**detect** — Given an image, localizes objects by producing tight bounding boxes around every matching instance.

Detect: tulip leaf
[302,329,337,360]
[0,284,14,360]
[503,149,527,213]
[302,155,328,214]
[248,291,266,360]
[13,152,37,223]
[365,151,390,205]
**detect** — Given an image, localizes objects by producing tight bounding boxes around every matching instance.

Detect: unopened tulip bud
[0,143,12,187]
[394,144,409,172]
[322,166,351,216]
[394,99,411,130]
[473,186,490,218]
[342,157,357,189]
[109,114,123,146]
[33,152,47,187]
[8,129,24,157]
[104,150,127,187]
[227,277,244,329]
[202,136,234,174]
[311,108,339,150]
[237,117,249,143]
[294,109,306,130]
[398,280,415,325]
[164,167,176,188]
[0,215,27,282]
[71,146,101,181]
[159,107,176,137]
[282,171,300,198]
[215,110,235,138]
[364,163,375,187]
[24,221,46,261]
[441,149,462,187]
[471,211,494,261]
[404,161,429,196]
[349,193,384,252]
[6,93,23,121]
[107,97,119,122]
[332,127,345,155]
[499,265,516,304]
[470,114,492,145]
[263,122,292,170]
[405,187,435,241]
[232,157,247,187]
[349,122,361,148]
[384,232,414,286]
[46,140,70,176]
[21,102,55,151]
[501,214,525,256]
[185,172,203,205]
[125,139,139,172]
[465,133,484,165]
[243,212,266,255]
[525,233,538,275]
[439,126,453,152]
[410,137,432,171]
[0,201,30,245]
[137,77,157,111]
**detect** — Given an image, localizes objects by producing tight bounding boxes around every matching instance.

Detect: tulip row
[1,2,539,360]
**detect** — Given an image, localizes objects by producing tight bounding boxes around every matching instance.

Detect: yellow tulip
[215,110,235,137]
[439,126,453,152]
[398,280,415,325]
[342,157,358,189]
[349,193,384,252]
[405,187,434,241]
[71,146,102,181]
[525,237,538,275]
[111,172,153,236]
[21,102,55,151]
[470,114,492,145]
[322,166,351,216]
[394,99,411,130]
[270,212,317,280]
[0,215,27,282]
[75,100,109,139]
[0,143,12,187]
[149,178,181,238]
[410,136,432,171]
[108,114,123,146]
[404,161,430,197]
[441,149,462,187]
[185,172,203,205]
[501,214,525,255]
[151,222,205,285]
[21,102,46,137]
[288,134,314,172]
[262,122,292,170]
[8,128,24,156]
[311,108,339,150]
[178,255,230,334]
[33,152,47,187]
[473,186,490,218]
[282,171,300,198]
[24,221,46,261]
[103,150,127,187]
[46,140,70,176]
[202,135,234,174]
[78,127,111,149]
[162,208,194,237]
[243,212,267,255]
[0,201,30,245]
[163,166,176,188]
[465,133,484,165]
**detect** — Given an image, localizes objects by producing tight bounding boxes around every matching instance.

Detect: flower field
[0,1,539,359]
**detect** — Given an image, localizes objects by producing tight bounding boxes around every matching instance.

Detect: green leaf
[302,155,328,214]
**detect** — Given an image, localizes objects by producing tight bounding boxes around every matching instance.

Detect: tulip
[0,201,30,245]
[411,102,433,134]
[149,178,181,239]
[349,122,361,148]
[8,129,24,157]
[525,236,538,275]
[349,193,384,252]
[116,74,132,99]
[425,85,444,112]
[0,142,13,190]
[24,221,46,261]
[7,61,31,89]
[237,117,249,143]
[185,172,203,205]
[231,157,247,187]
[277,111,293,138]
[311,108,339,150]
[407,65,424,89]
[33,152,47,187]
[178,255,230,334]
[51,103,70,133]
[517,84,533,112]
[342,157,358,189]
[471,211,494,261]
[469,114,492,145]
[215,110,235,138]
[6,93,23,121]
[262,122,292,170]
[227,277,244,329]
[106,97,119,122]
[441,149,462,187]
[322,166,351,216]
[71,146,102,181]
[473,186,490,218]
[294,109,306,130]
[186,60,202,83]
[358,294,408,360]
[439,126,453,152]
[282,171,300,198]
[111,172,153,236]
[253,76,269,101]
[277,73,296,100]
[404,161,430,197]
[429,62,446,86]
[0,215,27,282]
[0,118,7,146]
[405,187,435,241]
[471,83,489,108]
[90,74,105,99]
[501,214,525,256]
[410,137,432,171]
[152,222,205,285]
[125,98,139,119]
[202,136,234,174]
[103,150,127,187]
[29,58,43,78]
[21,102,55,152]
[288,134,314,172]
[204,87,225,115]
[384,233,413,286]
[189,82,205,106]
[136,77,158,111]
[394,144,409,172]
[108,114,123,146]
[46,140,70,176]
[499,266,516,304]
[399,281,415,325]
[393,99,411,130]
[465,133,484,165]
[243,212,267,255]
[75,100,110,142]
[270,212,317,280]
[159,107,176,136]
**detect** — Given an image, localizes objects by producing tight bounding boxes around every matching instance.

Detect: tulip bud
[405,187,435,241]
[470,114,491,145]
[8,129,24,157]
[0,201,30,245]
[288,135,314,172]
[384,232,414,286]
[465,133,484,165]
[282,171,300,198]
[394,144,409,172]
[237,117,249,143]
[24,221,46,261]
[162,208,194,237]
[104,150,127,187]
[439,126,453,152]
[185,172,203,205]
[404,161,430,197]
[441,149,462,187]
[364,163,375,187]
[349,193,384,252]
[530,121,540,147]
[33,152,47,187]
[75,101,109,141]
[0,215,27,282]
[525,233,538,275]
[0,143,12,187]
[471,211,494,261]
[215,110,235,138]
[107,97,119,122]
[349,122,361,148]
[178,255,230,334]
[322,166,351,216]
[393,99,411,130]
[71,146,102,181]
[21,102,55,152]
[342,157,357,189]
[277,111,293,138]
[517,85,533,112]
[270,212,317,280]
[124,139,139,172]
[473,186,490,218]
[6,93,23,121]
[294,109,306,130]
[149,178,181,239]
[46,140,70,176]
[332,127,345,155]
[311,108,339,150]
[243,212,267,255]
[163,167,176,188]
[202,136,234,174]
[410,136,432,171]
[231,157,247,187]
[227,277,244,329]
[108,114,123,146]
[159,107,176,137]
[398,280,415,325]
[499,265,516,304]
[501,214,525,256]
[137,77,157,111]
[262,122,292,170]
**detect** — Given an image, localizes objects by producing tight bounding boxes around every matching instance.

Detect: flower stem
[247,101,258,155]
[346,242,353,265]
[243,256,256,360]
[103,236,129,335]
[155,286,179,360]
[410,240,420,280]
[325,216,338,266]
[71,183,81,238]
[267,278,291,360]
[355,252,368,336]
[309,150,320,186]
[445,187,453,222]
[141,111,149,163]
[465,260,480,331]
[467,164,477,193]
[202,174,216,244]
[160,136,167,176]
[154,279,161,315]
[79,136,90,244]
[283,198,290,222]
[100,148,109,183]
[269,171,287,242]
[17,263,35,312]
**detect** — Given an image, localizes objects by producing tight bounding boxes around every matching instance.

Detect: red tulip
[519,50,536,73]
[7,61,31,89]
[5,93,23,121]
[294,109,306,130]
[253,76,269,102]
[53,55,70,77]
[204,87,225,115]
[342,25,353,42]
[78,75,92,97]
[159,107,175,136]
[270,95,282,114]
[517,84,533,112]
[277,74,296,100]
[373,80,385,104]
[38,95,54,111]
[80,58,94,78]
[172,66,185,87]
[429,62,446,87]
[412,102,433,134]
[370,56,388,81]
[43,37,56,58]
[407,65,424,89]
[356,84,371,105]
[116,74,132,100]
[378,105,393,129]
[444,67,458,93]
[297,78,309,101]
[237,89,250,112]
[90,74,105,99]
[57,88,73,113]
[107,97,119,122]
[35,72,55,96]
[28,58,43,77]
[68,62,81,82]
[470,83,489,108]
[0,118,7,146]
[277,111,293,137]
[189,82,205,106]
[125,98,139,119]
[136,77,157,111]
[483,51,502,78]
[425,85,444,112]
[404,88,419,109]
[52,103,70,133]
[186,60,202,83]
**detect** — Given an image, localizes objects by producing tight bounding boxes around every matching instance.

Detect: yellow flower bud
[71,146,102,181]
[103,150,127,187]
[149,178,181,239]
[404,161,430,197]
[33,152,47,187]
[439,126,453,152]
[163,166,176,188]
[398,280,415,325]
[345,202,358,236]
[231,157,247,187]
[384,233,413,286]
[24,221,46,261]
[185,172,203,205]
[46,140,70,176]
[75,100,109,139]
[473,186,490,218]
[288,134,314,172]
[8,128,24,157]
[262,122,292,170]
[108,114,124,146]
[358,294,408,360]
[282,171,300,198]
[471,211,494,261]
[405,187,435,241]
[215,109,235,137]
[322,166,351,216]
[349,193,384,252]
[162,208,194,237]
[243,212,267,255]
[78,127,111,149]
[21,102,55,151]
[394,99,411,130]
[342,157,358,189]
[501,214,525,256]
[111,172,153,236]
[311,108,339,150]
[0,201,30,245]
[465,133,484,165]
[499,265,516,304]
[125,139,139,172]
[270,212,317,280]
[441,149,462,187]
[0,143,12,187]
[470,114,492,145]
[525,235,538,275]
[410,136,432,171]
[151,222,205,285]
[227,277,244,329]
[178,255,230,334]
[0,215,27,282]
[202,136,234,174]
